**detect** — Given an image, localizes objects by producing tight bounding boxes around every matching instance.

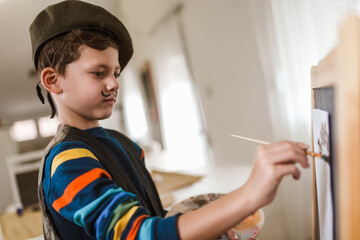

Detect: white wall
[180,0,273,165]
[120,0,273,166]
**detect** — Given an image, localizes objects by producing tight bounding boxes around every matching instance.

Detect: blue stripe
[138,218,155,239]
[95,192,138,239]
[74,188,125,227]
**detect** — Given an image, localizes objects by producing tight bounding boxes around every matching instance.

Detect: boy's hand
[225,228,239,239]
[243,141,310,209]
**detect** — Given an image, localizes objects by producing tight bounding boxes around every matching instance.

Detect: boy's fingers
[295,142,309,150]
[226,229,239,240]
[276,164,301,180]
[261,141,306,156]
[277,150,309,168]
[266,140,308,150]
[260,148,307,167]
[258,141,309,168]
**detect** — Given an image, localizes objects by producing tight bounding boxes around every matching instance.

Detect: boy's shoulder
[45,141,98,167]
[45,124,143,162]
[49,140,94,154]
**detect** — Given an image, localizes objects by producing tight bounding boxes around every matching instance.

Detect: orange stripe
[52,168,111,212]
[126,215,148,240]
[141,150,144,160]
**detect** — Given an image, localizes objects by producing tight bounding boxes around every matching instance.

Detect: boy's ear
[40,67,63,94]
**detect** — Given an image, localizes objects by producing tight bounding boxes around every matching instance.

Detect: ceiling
[0,0,119,125]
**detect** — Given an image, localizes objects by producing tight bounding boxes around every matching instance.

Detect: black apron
[38,124,165,239]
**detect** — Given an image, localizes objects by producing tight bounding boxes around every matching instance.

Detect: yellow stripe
[51,148,98,177]
[113,206,139,239]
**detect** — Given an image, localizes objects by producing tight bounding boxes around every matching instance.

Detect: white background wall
[180,0,274,165]
[120,0,274,166]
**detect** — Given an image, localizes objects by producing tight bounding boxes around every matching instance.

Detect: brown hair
[37,29,119,75]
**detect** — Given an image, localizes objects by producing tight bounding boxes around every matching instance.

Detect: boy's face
[55,45,120,128]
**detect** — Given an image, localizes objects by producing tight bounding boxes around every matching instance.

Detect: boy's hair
[37,29,119,75]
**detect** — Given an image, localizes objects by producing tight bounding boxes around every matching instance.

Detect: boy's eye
[114,72,121,78]
[92,72,104,78]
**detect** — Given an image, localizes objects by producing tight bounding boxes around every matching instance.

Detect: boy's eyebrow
[88,64,121,71]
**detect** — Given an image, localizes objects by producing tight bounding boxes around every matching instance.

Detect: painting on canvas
[312,108,333,240]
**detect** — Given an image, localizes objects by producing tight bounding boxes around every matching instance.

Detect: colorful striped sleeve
[44,142,180,240]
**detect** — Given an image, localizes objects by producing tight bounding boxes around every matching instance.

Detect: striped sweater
[42,127,180,239]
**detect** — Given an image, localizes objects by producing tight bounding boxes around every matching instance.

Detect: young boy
[30,1,310,239]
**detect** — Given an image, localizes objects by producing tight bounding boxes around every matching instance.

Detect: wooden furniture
[311,14,360,240]
[0,206,42,240]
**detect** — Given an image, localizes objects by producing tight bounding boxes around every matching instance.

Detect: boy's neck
[59,115,100,130]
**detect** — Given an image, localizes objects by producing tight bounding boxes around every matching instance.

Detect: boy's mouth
[103,98,116,105]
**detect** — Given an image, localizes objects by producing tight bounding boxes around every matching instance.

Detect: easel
[311,14,360,239]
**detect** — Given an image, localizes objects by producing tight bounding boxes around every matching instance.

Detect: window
[149,16,208,170]
[38,116,59,137]
[123,70,150,140]
[10,116,59,142]
[10,119,38,142]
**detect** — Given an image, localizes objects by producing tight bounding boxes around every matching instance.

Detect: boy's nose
[106,77,119,92]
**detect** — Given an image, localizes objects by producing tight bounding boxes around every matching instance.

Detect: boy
[30,1,310,239]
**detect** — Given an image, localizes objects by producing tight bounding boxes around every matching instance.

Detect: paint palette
[166,193,264,239]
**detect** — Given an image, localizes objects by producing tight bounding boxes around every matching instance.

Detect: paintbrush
[230,134,328,160]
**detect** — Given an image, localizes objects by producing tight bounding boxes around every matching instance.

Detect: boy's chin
[99,112,113,120]
[85,110,113,122]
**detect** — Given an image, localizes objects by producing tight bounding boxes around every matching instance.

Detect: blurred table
[0,206,43,240]
[169,163,252,208]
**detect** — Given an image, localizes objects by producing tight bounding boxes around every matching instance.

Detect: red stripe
[52,168,111,212]
[141,150,145,160]
[126,215,148,240]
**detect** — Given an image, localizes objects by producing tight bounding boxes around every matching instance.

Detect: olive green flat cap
[29,0,133,71]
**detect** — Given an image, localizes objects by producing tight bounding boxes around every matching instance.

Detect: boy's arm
[177,141,309,240]
[45,142,181,240]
